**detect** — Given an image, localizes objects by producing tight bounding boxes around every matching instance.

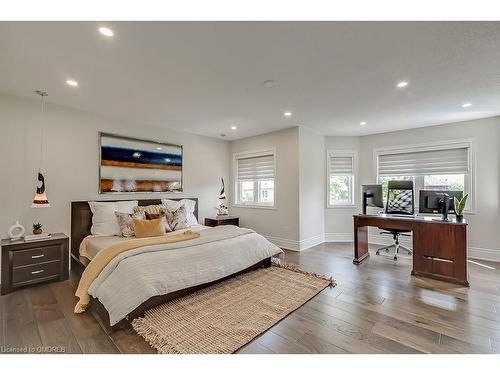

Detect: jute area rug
[132,264,335,354]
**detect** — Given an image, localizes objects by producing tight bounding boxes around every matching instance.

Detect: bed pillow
[115,211,146,237]
[169,206,189,231]
[88,201,139,236]
[145,210,173,232]
[133,217,166,238]
[161,199,198,226]
[134,204,173,232]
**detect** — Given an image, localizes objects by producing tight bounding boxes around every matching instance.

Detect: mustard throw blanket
[74,230,200,313]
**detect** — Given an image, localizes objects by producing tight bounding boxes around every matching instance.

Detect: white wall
[229,127,300,249]
[359,117,500,261]
[298,127,325,249]
[323,117,500,261]
[0,93,230,242]
[324,136,361,241]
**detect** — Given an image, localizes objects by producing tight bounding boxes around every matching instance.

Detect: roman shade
[329,155,354,176]
[378,147,469,177]
[236,154,275,180]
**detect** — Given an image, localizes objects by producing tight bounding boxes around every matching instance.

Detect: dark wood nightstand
[204,216,240,227]
[1,233,69,295]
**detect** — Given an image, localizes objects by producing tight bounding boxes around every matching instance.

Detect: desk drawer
[12,245,61,267]
[420,255,455,278]
[12,261,61,286]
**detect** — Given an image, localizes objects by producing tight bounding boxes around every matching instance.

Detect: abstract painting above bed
[99,132,183,193]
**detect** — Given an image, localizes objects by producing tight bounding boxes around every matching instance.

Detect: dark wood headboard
[70,198,198,263]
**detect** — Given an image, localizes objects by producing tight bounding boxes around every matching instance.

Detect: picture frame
[98,132,183,194]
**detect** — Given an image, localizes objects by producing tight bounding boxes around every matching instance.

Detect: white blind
[378,147,469,176]
[237,154,275,180]
[329,155,354,176]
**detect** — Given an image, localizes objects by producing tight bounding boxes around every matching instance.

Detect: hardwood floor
[1,242,500,354]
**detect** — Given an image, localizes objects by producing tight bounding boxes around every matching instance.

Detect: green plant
[33,222,42,230]
[454,194,469,216]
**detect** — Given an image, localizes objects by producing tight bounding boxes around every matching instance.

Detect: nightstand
[1,233,69,295]
[204,216,240,227]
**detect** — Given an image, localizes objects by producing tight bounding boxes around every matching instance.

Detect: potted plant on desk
[454,194,468,222]
[32,222,43,235]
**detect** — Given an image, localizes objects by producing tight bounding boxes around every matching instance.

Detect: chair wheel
[385,248,390,253]
[376,250,380,255]
[393,256,397,261]
[407,251,411,255]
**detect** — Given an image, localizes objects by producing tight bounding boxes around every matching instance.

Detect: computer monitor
[361,184,384,214]
[419,190,463,214]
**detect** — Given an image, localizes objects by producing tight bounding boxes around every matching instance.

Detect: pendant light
[218,177,226,200]
[32,90,50,208]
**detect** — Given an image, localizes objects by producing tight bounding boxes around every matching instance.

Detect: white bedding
[86,225,282,325]
[80,224,209,261]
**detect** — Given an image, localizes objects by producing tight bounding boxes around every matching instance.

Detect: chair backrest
[385,180,414,215]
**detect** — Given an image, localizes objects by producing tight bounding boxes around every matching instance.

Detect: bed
[70,198,282,333]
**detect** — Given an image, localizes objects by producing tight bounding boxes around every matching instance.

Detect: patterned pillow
[134,204,175,232]
[115,211,146,237]
[133,204,168,215]
[170,206,189,231]
[145,210,173,232]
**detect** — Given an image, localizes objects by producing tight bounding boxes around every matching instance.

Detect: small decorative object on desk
[8,221,25,240]
[32,222,43,235]
[454,194,468,222]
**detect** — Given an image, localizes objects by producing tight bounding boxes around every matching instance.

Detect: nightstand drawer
[217,219,238,226]
[12,245,61,267]
[12,260,61,286]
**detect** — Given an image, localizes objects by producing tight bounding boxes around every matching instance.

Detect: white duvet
[87,225,283,325]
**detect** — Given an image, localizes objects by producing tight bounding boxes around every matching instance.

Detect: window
[376,141,474,211]
[234,150,275,208]
[327,151,356,207]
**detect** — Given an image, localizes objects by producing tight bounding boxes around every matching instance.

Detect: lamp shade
[218,177,226,200]
[32,172,50,208]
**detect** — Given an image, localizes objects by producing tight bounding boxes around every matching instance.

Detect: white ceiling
[1,21,500,140]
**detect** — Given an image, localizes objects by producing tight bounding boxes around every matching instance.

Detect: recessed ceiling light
[462,102,472,108]
[360,121,367,126]
[396,81,409,88]
[66,79,78,87]
[230,125,237,130]
[99,27,114,37]
[156,147,163,151]
[263,80,277,87]
[284,111,292,117]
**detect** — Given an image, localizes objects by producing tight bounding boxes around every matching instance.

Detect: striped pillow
[134,204,172,232]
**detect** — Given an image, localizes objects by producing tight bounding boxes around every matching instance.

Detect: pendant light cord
[39,93,45,170]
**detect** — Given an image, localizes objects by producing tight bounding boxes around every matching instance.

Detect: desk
[353,214,468,286]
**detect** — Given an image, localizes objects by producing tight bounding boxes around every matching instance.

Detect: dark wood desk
[353,214,468,286]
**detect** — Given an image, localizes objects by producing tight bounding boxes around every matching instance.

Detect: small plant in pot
[454,194,468,222]
[32,222,43,235]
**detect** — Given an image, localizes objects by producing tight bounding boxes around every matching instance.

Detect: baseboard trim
[468,247,500,262]
[299,234,325,251]
[265,233,326,251]
[323,233,500,263]
[264,235,300,251]
[324,233,353,242]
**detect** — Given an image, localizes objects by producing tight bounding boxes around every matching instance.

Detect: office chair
[376,180,414,260]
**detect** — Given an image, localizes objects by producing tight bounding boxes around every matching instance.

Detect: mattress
[79,224,209,261]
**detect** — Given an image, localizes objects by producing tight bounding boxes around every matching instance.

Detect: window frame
[233,148,277,209]
[374,139,476,214]
[326,150,358,208]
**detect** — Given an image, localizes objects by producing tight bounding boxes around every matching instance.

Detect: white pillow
[88,201,138,236]
[161,199,198,226]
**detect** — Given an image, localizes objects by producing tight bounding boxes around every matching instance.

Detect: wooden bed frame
[70,198,272,333]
